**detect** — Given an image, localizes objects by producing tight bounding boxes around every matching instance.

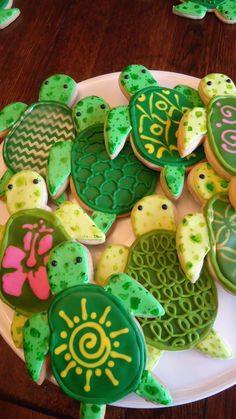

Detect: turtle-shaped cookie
[0,0,20,30]
[0,170,105,348]
[22,241,172,418]
[173,0,236,23]
[0,74,78,192]
[46,95,158,233]
[177,73,236,208]
[96,194,232,359]
[104,64,205,200]
[176,192,236,295]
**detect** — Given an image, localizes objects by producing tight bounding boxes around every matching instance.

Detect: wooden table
[0,1,235,418]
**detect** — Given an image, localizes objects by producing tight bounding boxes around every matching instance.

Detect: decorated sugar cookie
[173,1,236,24]
[22,241,172,416]
[96,195,231,360]
[0,0,20,30]
[104,64,205,200]
[177,193,236,294]
[187,162,229,204]
[47,95,157,233]
[0,74,77,187]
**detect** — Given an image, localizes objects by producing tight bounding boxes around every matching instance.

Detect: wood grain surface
[0,0,235,418]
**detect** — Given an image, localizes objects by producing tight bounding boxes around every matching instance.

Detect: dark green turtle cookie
[22,241,172,418]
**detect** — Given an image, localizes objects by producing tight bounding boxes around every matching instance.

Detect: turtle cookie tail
[173,2,207,20]
[80,403,106,419]
[136,370,172,406]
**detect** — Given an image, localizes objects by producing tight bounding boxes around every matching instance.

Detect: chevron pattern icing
[3,102,75,176]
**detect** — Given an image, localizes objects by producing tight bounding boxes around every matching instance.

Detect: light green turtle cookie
[22,241,172,418]
[104,64,205,200]
[96,194,232,361]
[173,0,236,24]
[0,74,78,192]
[0,0,20,30]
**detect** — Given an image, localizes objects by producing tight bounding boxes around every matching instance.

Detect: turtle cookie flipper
[136,370,172,405]
[215,1,236,24]
[80,403,106,419]
[196,329,233,359]
[160,166,185,200]
[173,2,207,19]
[0,168,14,197]
[104,106,132,160]
[47,141,72,199]
[0,102,27,138]
[174,85,204,107]
[178,108,207,158]
[0,7,20,30]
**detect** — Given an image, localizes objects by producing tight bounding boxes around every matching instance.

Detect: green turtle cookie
[177,193,236,294]
[0,0,20,30]
[96,194,232,360]
[104,64,205,200]
[46,95,158,234]
[0,74,77,185]
[22,241,172,417]
[173,1,236,24]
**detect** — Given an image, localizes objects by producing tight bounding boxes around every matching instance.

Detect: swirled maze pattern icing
[126,231,218,350]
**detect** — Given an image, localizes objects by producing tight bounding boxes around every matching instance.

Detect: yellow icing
[105,368,119,386]
[95,244,129,285]
[99,307,111,325]
[178,108,207,157]
[59,310,74,328]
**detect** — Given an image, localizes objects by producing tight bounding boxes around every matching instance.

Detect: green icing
[23,312,50,382]
[0,1,13,8]
[174,85,204,107]
[80,403,106,419]
[71,124,157,215]
[3,102,75,177]
[73,96,110,133]
[205,193,236,294]
[11,311,28,348]
[105,273,164,317]
[162,165,185,198]
[119,64,158,98]
[130,86,205,169]
[136,370,172,405]
[52,191,67,206]
[49,284,146,404]
[0,102,26,133]
[47,140,72,198]
[91,211,116,234]
[105,105,132,158]
[173,1,208,18]
[0,7,20,29]
[173,1,233,21]
[126,230,218,350]
[208,96,236,176]
[0,168,14,197]
[46,241,90,294]
[196,328,233,359]
[39,75,77,105]
[216,0,236,21]
[0,209,70,315]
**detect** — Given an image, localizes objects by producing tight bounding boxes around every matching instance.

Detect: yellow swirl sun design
[54,298,132,393]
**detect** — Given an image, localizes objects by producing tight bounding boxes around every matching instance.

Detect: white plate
[0,71,235,409]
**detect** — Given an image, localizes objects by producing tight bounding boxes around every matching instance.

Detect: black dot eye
[100,104,106,109]
[76,111,81,117]
[63,84,68,89]
[226,78,231,83]
[207,81,212,86]
[76,256,82,263]
[162,204,168,210]
[44,80,49,85]
[51,260,57,267]
[33,178,39,184]
[199,174,205,179]
[141,69,146,73]
[138,205,143,211]
[7,184,13,190]
[124,74,129,79]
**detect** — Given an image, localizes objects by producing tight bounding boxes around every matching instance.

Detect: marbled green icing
[73,96,110,132]
[125,230,218,350]
[0,7,20,28]
[119,64,158,98]
[174,85,204,107]
[105,105,132,157]
[80,403,106,419]
[47,140,72,197]
[105,273,165,317]
[173,0,235,21]
[23,312,50,382]
[196,328,233,359]
[46,241,90,295]
[0,102,26,132]
[39,75,77,105]
[91,211,116,234]
[136,370,172,405]
[71,124,157,215]
[162,165,185,198]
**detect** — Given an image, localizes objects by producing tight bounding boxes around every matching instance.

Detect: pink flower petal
[2,246,25,269]
[28,266,50,300]
[38,234,53,256]
[2,270,27,296]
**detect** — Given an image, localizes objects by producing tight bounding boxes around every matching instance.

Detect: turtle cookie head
[72,96,110,133]
[131,194,176,237]
[47,241,93,295]
[6,170,48,215]
[119,64,158,99]
[199,73,236,105]
[39,74,77,106]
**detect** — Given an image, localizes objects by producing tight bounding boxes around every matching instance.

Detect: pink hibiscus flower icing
[2,220,54,300]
